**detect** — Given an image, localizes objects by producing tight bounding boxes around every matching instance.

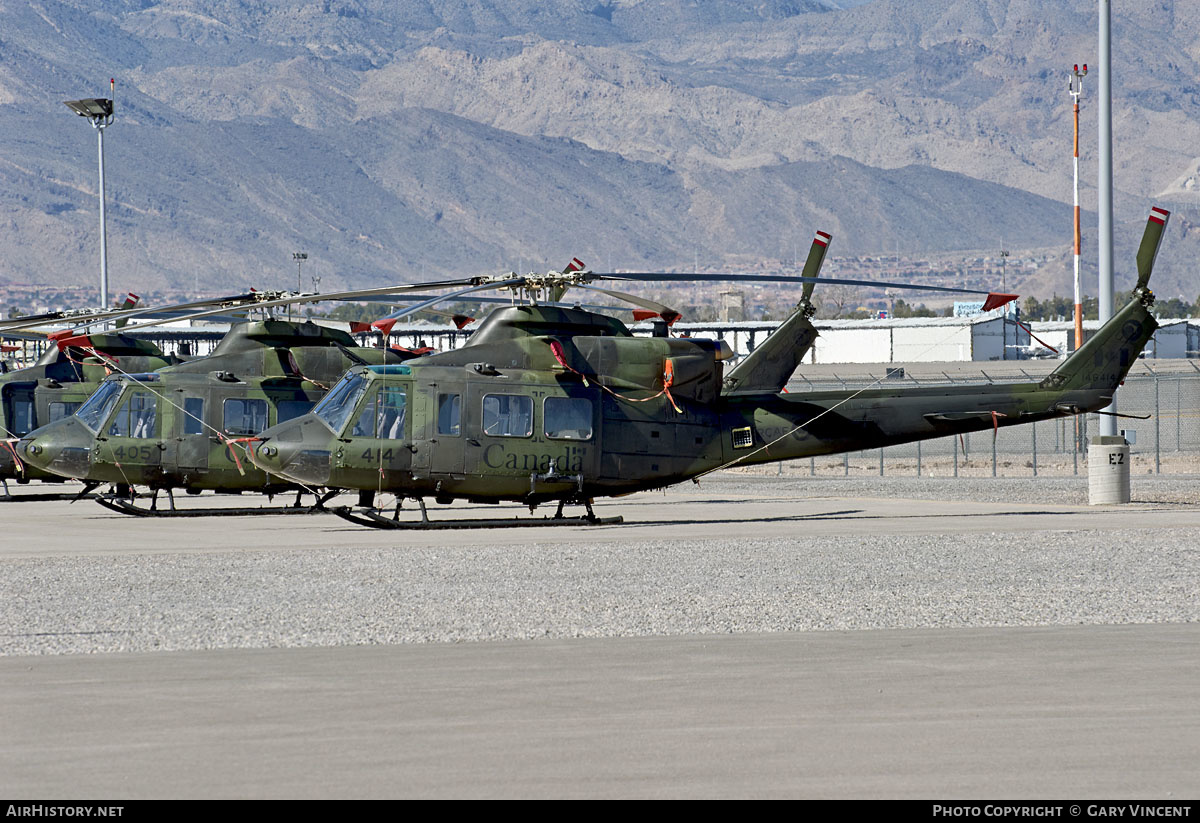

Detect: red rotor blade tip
[981,293,1019,313]
[55,335,90,350]
[372,318,399,337]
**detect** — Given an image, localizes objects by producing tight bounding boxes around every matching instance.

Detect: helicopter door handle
[467,438,481,446]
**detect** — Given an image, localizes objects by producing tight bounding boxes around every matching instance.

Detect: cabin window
[437,393,461,436]
[224,398,268,437]
[109,391,158,439]
[277,400,315,425]
[351,387,407,439]
[182,397,205,436]
[48,402,81,423]
[544,396,593,441]
[482,394,532,438]
[7,397,34,436]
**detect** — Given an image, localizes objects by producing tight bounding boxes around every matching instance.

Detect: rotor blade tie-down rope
[2,439,25,475]
[1011,318,1060,354]
[285,351,330,391]
[990,410,1007,441]
[66,346,120,376]
[219,436,262,476]
[547,340,682,414]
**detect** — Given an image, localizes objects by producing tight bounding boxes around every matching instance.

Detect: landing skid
[93,489,340,518]
[332,498,622,530]
[0,492,94,503]
[0,480,98,503]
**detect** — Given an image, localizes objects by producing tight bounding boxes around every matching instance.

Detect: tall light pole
[1070,63,1088,351]
[64,80,116,310]
[292,252,307,321]
[1000,249,1010,359]
[1098,0,1117,435]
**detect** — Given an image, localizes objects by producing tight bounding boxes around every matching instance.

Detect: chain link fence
[766,371,1200,478]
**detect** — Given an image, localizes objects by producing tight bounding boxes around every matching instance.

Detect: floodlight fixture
[63,98,114,120]
[63,79,116,310]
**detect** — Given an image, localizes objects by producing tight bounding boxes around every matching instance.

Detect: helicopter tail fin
[114,293,140,329]
[721,230,830,395]
[1039,207,1168,405]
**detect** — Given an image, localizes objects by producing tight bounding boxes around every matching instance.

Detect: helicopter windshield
[312,370,368,434]
[74,379,125,434]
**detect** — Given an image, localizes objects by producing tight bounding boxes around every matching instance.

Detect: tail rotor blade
[1136,206,1171,291]
[800,230,832,302]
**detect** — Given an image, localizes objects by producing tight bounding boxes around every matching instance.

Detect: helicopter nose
[247,420,332,486]
[18,425,93,480]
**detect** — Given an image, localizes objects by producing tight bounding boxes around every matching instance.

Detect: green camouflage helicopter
[225,208,1169,529]
[0,289,359,498]
[0,295,185,496]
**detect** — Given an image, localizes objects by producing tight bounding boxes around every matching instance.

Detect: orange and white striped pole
[1070,63,1088,350]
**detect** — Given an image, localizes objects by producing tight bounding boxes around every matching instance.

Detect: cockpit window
[108,391,158,439]
[350,387,407,439]
[75,380,125,434]
[312,371,367,434]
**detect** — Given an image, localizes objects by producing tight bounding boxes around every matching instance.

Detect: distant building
[806,315,1029,363]
[719,290,745,322]
[1031,319,1200,359]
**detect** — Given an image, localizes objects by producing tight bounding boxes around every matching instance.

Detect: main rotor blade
[367,278,527,337]
[594,271,1017,308]
[0,292,139,332]
[0,291,261,335]
[338,294,626,314]
[570,284,682,324]
[107,278,497,336]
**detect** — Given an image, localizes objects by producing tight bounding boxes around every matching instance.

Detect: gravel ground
[2,474,1198,656]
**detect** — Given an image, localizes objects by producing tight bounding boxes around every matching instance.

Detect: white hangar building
[804,315,1030,364]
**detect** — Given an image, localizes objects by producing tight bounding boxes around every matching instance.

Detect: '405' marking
[112,444,156,461]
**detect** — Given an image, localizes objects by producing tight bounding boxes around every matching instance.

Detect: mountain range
[2,0,1199,304]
